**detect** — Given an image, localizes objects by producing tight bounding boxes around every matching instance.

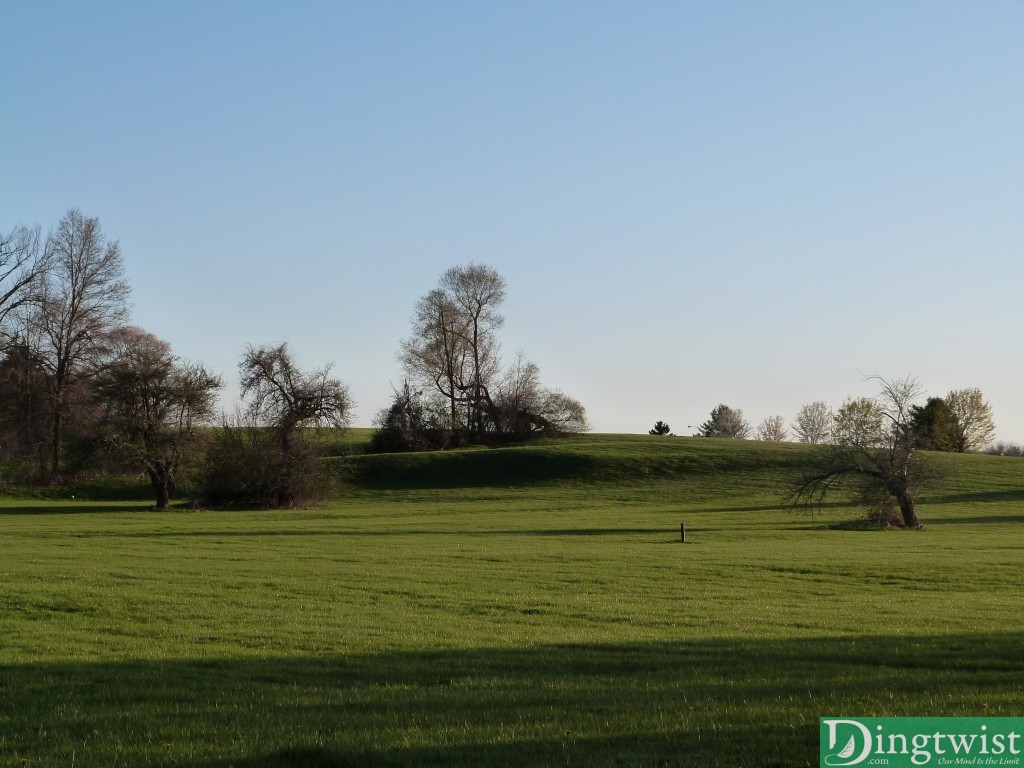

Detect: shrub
[199,418,334,508]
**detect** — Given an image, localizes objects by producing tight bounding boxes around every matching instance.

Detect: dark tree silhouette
[93,327,221,508]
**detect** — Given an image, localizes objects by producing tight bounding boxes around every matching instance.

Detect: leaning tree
[788,376,949,528]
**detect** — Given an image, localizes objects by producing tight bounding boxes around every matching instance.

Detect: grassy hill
[346,433,810,491]
[2,434,1022,767]
[345,432,1021,512]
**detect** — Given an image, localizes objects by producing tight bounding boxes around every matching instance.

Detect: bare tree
[93,327,221,508]
[699,404,750,439]
[400,264,505,442]
[31,210,131,477]
[788,375,947,528]
[792,400,832,444]
[370,380,446,453]
[492,352,589,438]
[945,388,996,453]
[440,263,506,441]
[0,224,48,340]
[756,415,788,442]
[399,265,586,447]
[493,351,542,438]
[241,343,351,447]
[235,343,352,506]
[399,287,471,438]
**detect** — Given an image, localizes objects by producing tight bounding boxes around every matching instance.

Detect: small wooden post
[680,521,686,543]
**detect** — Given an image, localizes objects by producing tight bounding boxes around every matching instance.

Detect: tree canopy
[93,327,221,508]
[698,404,750,439]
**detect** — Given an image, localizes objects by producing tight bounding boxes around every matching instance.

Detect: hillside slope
[344,433,1024,509]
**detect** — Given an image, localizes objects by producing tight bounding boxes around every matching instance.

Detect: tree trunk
[897,492,920,528]
[148,468,171,510]
[50,404,64,479]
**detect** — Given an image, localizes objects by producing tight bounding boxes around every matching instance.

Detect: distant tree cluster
[1,216,588,505]
[651,377,1004,529]
[0,212,356,509]
[794,388,996,454]
[983,442,1024,457]
[667,387,998,454]
[375,263,588,451]
[0,210,224,506]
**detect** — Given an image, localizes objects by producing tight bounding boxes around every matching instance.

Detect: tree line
[651,387,998,453]
[0,210,228,504]
[0,211,588,508]
[650,379,1004,529]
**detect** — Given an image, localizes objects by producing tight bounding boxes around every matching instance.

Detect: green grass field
[2,435,1022,767]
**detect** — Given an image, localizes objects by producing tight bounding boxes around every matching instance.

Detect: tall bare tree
[395,264,586,449]
[32,210,131,477]
[93,327,221,509]
[440,263,506,440]
[399,287,470,436]
[0,224,48,340]
[400,264,505,442]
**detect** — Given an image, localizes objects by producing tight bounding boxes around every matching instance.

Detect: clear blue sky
[3,0,1022,441]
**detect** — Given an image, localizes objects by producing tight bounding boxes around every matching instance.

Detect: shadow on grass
[929,489,1024,505]
[0,502,158,515]
[346,449,605,490]
[101,526,676,540]
[2,634,1021,767]
[927,513,1024,525]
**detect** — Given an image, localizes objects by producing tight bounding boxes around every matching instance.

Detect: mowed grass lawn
[1,435,1022,767]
